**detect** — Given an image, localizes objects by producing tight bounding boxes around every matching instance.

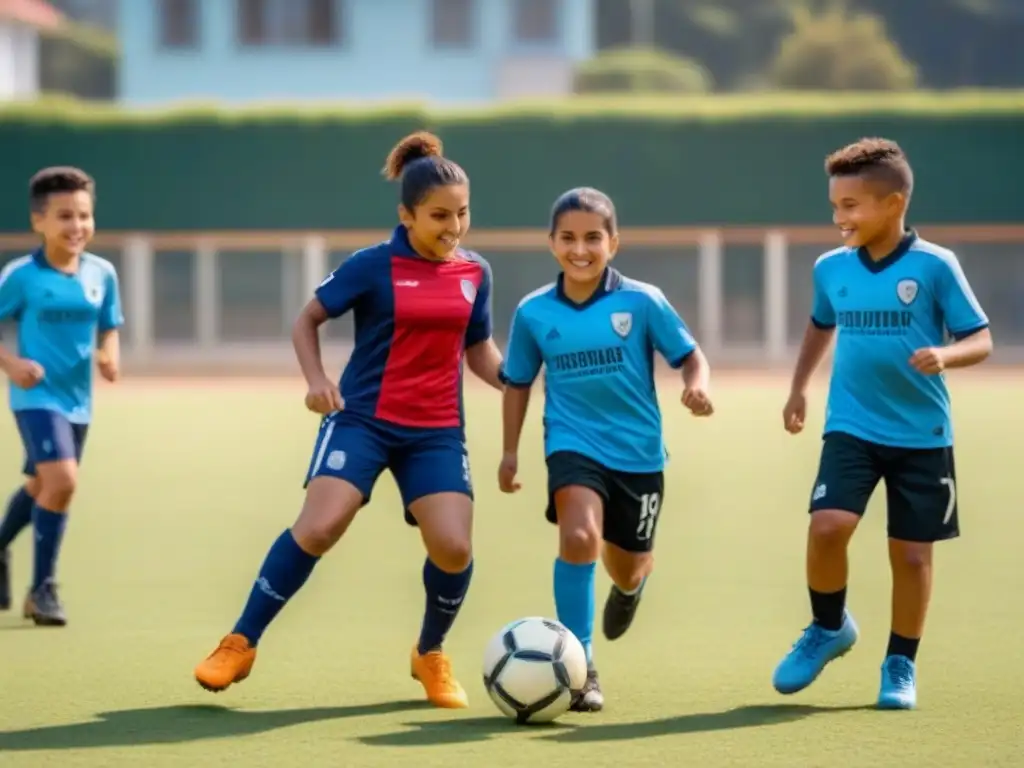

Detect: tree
[769,3,918,90]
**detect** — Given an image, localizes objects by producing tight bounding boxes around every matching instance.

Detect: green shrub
[574,46,712,95]
[770,4,917,90]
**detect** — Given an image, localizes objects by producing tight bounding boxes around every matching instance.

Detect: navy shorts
[545,451,665,553]
[14,409,89,476]
[304,411,472,526]
[810,431,959,543]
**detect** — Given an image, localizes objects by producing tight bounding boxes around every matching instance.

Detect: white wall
[0,21,40,101]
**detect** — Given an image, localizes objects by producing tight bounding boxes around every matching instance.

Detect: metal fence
[1,224,1021,371]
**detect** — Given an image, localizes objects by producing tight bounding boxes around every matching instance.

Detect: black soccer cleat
[570,667,604,712]
[0,550,10,611]
[603,585,643,641]
[23,579,66,627]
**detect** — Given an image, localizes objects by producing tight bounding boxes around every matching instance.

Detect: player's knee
[559,522,601,564]
[293,478,363,555]
[24,477,41,498]
[36,467,78,509]
[808,509,858,548]
[889,540,932,571]
[293,511,351,555]
[429,535,473,573]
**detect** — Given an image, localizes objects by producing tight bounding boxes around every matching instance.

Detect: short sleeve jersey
[0,249,123,423]
[314,225,493,430]
[811,231,988,448]
[501,268,697,473]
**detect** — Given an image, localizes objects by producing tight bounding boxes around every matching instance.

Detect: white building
[0,0,62,100]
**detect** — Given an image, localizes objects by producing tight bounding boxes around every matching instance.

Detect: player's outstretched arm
[292,299,342,414]
[0,262,42,388]
[95,329,120,382]
[681,346,713,417]
[498,385,531,493]
[498,301,542,491]
[910,255,994,375]
[465,338,503,391]
[910,326,993,374]
[0,344,43,389]
[784,321,835,434]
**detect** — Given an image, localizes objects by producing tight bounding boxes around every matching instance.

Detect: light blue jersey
[0,250,123,423]
[501,269,697,473]
[811,231,987,448]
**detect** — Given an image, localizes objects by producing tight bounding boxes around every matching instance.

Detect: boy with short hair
[773,138,992,709]
[0,166,123,625]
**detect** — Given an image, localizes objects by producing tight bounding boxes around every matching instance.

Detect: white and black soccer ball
[482,617,588,724]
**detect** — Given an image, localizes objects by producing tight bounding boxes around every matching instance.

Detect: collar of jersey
[31,247,81,276]
[555,267,623,310]
[856,229,917,274]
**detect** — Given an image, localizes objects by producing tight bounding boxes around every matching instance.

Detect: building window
[431,0,474,48]
[159,0,199,48]
[512,0,558,44]
[237,0,340,47]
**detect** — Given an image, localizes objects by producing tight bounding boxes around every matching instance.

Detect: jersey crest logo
[460,279,477,304]
[85,284,103,306]
[896,278,919,305]
[611,312,633,338]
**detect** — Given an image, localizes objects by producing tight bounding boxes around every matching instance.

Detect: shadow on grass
[0,699,430,751]
[359,703,874,747]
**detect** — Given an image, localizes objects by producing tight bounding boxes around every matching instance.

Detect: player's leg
[14,412,87,626]
[876,446,958,710]
[0,458,39,612]
[544,451,607,712]
[773,432,879,694]
[194,415,385,692]
[395,432,475,709]
[1,413,53,611]
[600,471,662,641]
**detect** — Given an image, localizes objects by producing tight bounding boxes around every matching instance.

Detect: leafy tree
[769,3,918,90]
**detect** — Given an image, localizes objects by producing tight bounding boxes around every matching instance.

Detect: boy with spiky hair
[0,167,122,626]
[773,138,992,709]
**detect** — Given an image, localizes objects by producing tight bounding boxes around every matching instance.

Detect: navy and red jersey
[314,225,493,430]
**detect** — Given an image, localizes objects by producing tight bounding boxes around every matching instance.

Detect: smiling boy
[772,138,992,709]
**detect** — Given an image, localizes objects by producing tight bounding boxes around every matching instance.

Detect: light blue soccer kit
[501,267,698,666]
[774,231,989,708]
[0,249,123,473]
[502,268,696,476]
[807,231,989,538]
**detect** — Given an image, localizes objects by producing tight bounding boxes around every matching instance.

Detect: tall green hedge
[2,93,1021,232]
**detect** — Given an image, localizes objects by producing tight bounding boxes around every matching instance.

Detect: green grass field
[0,373,1021,768]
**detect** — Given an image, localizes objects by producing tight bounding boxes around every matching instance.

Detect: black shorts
[545,451,665,553]
[809,431,959,543]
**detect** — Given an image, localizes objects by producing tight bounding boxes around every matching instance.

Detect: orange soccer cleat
[410,646,469,709]
[194,633,256,692]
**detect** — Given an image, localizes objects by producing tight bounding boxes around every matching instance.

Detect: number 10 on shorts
[636,492,660,541]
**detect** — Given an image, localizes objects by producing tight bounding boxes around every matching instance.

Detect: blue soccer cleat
[772,612,859,694]
[877,655,917,710]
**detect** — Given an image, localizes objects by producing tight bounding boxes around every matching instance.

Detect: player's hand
[304,377,343,414]
[6,358,44,389]
[96,353,119,383]
[909,347,946,375]
[783,391,806,434]
[682,387,713,417]
[498,452,521,493]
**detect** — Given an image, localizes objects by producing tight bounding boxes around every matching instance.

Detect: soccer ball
[482,616,588,724]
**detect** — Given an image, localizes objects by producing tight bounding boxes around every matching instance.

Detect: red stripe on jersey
[375,254,483,428]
